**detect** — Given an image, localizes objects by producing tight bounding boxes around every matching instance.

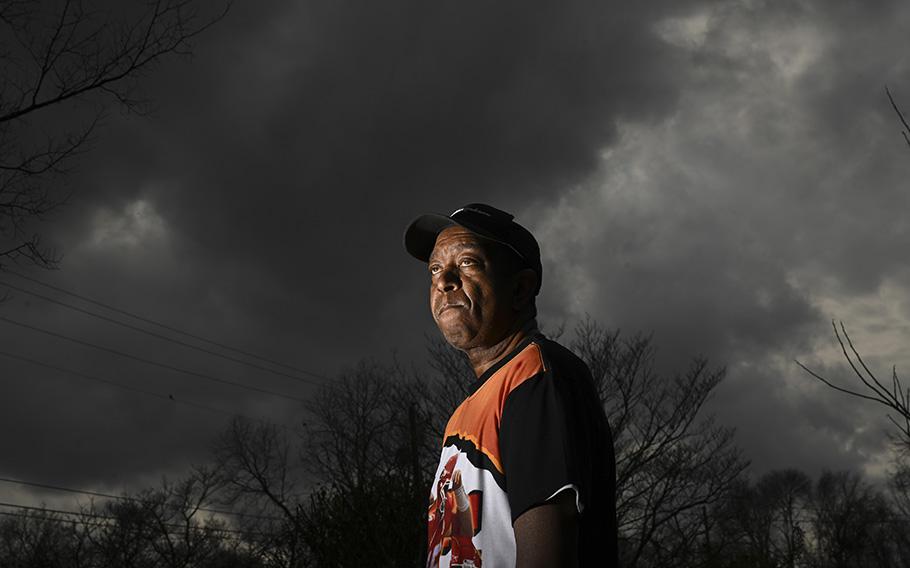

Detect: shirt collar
[469,329,544,394]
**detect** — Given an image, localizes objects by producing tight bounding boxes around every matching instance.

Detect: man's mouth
[438,303,466,316]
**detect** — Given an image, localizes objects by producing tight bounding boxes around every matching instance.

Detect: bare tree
[0,0,228,267]
[138,466,230,568]
[298,360,435,567]
[213,416,308,567]
[569,319,748,568]
[717,469,812,568]
[796,321,910,452]
[887,460,910,564]
[74,465,240,568]
[0,507,88,567]
[708,468,910,568]
[211,360,437,567]
[0,467,253,568]
[81,498,157,568]
[764,470,812,568]
[809,470,902,568]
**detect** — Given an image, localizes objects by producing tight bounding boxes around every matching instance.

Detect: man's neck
[466,317,539,378]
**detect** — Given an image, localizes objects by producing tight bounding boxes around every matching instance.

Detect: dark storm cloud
[4,0,910,503]
[51,0,715,368]
[710,362,885,478]
[530,0,910,476]
[3,0,715,495]
[140,0,704,313]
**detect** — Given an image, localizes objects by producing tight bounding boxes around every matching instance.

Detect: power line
[0,278,331,388]
[0,315,310,403]
[0,266,330,381]
[0,475,284,523]
[0,509,266,544]
[0,500,172,524]
[0,501,268,537]
[0,349,288,430]
[0,509,116,532]
[0,510,253,544]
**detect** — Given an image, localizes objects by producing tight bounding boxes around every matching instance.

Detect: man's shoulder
[529,334,592,379]
[479,333,595,401]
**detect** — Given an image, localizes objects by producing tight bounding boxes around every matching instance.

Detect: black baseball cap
[403,203,542,295]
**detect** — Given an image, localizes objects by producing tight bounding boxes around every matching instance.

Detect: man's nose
[436,266,461,292]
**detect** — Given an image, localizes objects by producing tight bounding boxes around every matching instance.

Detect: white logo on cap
[451,207,491,217]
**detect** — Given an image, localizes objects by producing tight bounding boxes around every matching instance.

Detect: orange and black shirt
[427,332,618,567]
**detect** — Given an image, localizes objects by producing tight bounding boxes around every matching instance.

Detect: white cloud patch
[88,198,170,251]
[655,11,711,49]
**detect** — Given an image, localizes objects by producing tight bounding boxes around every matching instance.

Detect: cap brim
[404,212,521,262]
[403,213,457,262]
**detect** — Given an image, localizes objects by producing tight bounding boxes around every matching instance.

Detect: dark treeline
[3,320,909,567]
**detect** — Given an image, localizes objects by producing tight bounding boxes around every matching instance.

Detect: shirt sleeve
[499,369,589,523]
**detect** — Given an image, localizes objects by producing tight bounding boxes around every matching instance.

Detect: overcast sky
[3,0,910,508]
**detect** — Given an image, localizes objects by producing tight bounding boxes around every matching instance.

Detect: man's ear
[512,268,538,310]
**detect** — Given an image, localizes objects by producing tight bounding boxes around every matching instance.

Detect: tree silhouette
[811,470,899,568]
[212,415,308,567]
[706,468,910,568]
[211,360,436,567]
[0,467,256,568]
[719,469,812,567]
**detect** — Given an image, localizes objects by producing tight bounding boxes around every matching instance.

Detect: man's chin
[436,324,477,351]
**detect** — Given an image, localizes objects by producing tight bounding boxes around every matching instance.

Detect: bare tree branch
[798,320,910,451]
[0,0,230,268]
[886,85,910,150]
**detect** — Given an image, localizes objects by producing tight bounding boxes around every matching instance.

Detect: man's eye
[429,264,442,275]
[459,258,476,267]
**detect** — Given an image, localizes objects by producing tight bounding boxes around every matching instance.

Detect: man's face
[428,226,516,351]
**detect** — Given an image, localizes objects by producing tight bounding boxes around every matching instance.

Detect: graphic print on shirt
[427,454,483,568]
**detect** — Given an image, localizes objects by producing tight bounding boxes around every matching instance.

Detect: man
[404,203,619,567]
